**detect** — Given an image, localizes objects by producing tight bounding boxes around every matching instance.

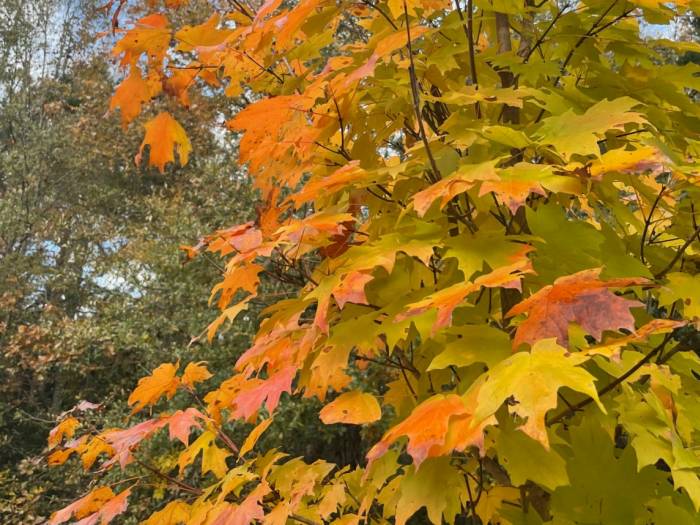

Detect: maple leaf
[588,145,669,179]
[367,393,492,467]
[181,361,213,389]
[141,501,191,525]
[50,487,130,525]
[275,0,324,50]
[398,250,533,333]
[109,66,161,128]
[93,488,132,525]
[103,418,169,467]
[535,98,648,160]
[168,408,206,445]
[393,457,466,525]
[174,14,233,52]
[231,365,296,420]
[50,487,115,525]
[413,161,497,216]
[584,319,685,360]
[178,429,231,478]
[508,268,648,349]
[332,271,374,309]
[208,482,270,525]
[74,436,115,470]
[207,222,263,257]
[239,417,274,457]
[276,212,355,258]
[163,67,198,107]
[210,262,263,310]
[479,163,580,214]
[473,339,604,448]
[207,296,253,342]
[136,112,192,173]
[318,481,347,519]
[112,14,170,67]
[48,417,80,449]
[287,161,369,206]
[48,448,76,467]
[127,362,180,414]
[320,390,381,425]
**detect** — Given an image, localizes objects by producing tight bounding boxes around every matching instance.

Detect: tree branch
[640,185,666,264]
[135,458,203,495]
[403,0,442,184]
[654,224,700,279]
[455,0,481,118]
[547,333,675,425]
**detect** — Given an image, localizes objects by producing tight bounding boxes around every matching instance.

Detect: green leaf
[427,325,511,370]
[496,428,569,491]
[394,457,466,525]
[535,97,647,159]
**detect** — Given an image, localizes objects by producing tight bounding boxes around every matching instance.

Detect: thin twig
[547,333,674,425]
[654,224,700,279]
[640,185,666,264]
[403,1,441,184]
[135,458,203,495]
[455,0,481,118]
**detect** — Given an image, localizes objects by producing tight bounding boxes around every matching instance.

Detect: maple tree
[46,0,700,523]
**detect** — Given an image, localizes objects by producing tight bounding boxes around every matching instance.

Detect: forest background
[0,0,698,523]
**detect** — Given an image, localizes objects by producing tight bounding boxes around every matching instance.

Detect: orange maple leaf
[319,390,381,425]
[50,487,130,525]
[168,408,206,445]
[136,112,192,173]
[508,268,648,349]
[112,14,170,67]
[366,393,492,467]
[103,418,169,467]
[48,417,80,449]
[181,361,213,389]
[110,66,161,128]
[398,248,533,333]
[231,365,297,420]
[127,362,180,414]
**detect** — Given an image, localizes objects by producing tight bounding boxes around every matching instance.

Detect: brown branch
[455,0,481,118]
[654,224,700,279]
[290,514,323,525]
[242,52,285,84]
[494,12,519,125]
[403,0,442,184]
[331,96,350,158]
[547,334,674,426]
[640,185,666,264]
[521,3,570,64]
[135,458,203,495]
[360,0,399,30]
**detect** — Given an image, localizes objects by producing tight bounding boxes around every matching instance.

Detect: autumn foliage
[47,0,700,523]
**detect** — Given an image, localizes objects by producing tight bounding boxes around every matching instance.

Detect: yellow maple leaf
[181,361,212,389]
[136,112,192,173]
[127,362,180,414]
